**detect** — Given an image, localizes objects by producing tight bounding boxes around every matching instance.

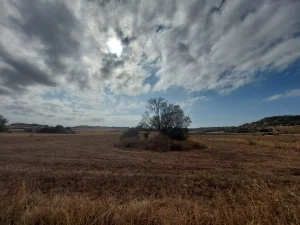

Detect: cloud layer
[1,0,300,95]
[0,0,300,125]
[265,89,300,101]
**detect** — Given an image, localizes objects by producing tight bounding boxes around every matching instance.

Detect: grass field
[0,132,300,225]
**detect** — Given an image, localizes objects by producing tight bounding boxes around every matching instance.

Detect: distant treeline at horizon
[5,115,300,134]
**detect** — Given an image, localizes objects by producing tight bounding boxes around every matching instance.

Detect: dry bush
[170,140,207,151]
[116,135,171,152]
[247,139,256,145]
[117,135,207,152]
[120,128,139,139]
[144,135,173,152]
[117,137,144,149]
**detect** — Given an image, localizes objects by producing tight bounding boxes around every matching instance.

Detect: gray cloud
[1,0,298,97]
[0,87,12,95]
[9,0,81,70]
[90,117,105,122]
[0,0,82,94]
[100,53,125,79]
[153,0,300,92]
[0,45,56,92]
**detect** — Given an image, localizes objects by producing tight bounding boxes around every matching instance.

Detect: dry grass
[1,181,299,225]
[0,133,300,224]
[194,134,300,150]
[274,125,300,134]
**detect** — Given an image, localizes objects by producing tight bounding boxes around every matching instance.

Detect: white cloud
[264,89,300,101]
[177,96,207,109]
[1,0,299,96]
[0,86,144,126]
[153,0,300,93]
[0,0,300,125]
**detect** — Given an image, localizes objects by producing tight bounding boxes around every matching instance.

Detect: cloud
[264,89,300,101]
[90,117,105,122]
[0,0,300,125]
[177,96,207,109]
[1,0,299,97]
[0,45,56,93]
[0,0,151,96]
[0,87,143,126]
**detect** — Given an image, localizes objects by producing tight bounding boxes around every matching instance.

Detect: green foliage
[236,128,250,133]
[0,114,8,132]
[259,128,273,132]
[139,98,191,140]
[193,116,300,134]
[255,115,300,126]
[139,98,191,130]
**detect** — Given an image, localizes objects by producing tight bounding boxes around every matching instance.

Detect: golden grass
[274,125,300,133]
[1,181,299,225]
[75,131,124,135]
[192,134,300,150]
[0,133,300,224]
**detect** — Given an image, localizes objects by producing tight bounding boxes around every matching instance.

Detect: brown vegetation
[117,135,207,152]
[0,133,300,224]
[193,133,300,150]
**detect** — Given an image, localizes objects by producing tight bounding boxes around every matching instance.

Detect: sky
[0,0,300,128]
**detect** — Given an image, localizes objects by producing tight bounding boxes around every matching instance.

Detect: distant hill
[7,123,129,133]
[71,126,129,132]
[192,115,300,134]
[240,115,300,128]
[8,123,46,129]
[8,115,300,134]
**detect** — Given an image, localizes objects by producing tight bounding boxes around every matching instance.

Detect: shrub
[120,128,139,139]
[187,140,208,150]
[39,125,76,134]
[248,140,256,145]
[54,125,65,133]
[0,126,8,132]
[170,140,207,151]
[169,141,186,151]
[236,128,250,133]
[144,135,172,152]
[161,128,188,141]
[118,137,144,149]
[117,135,207,152]
[259,128,273,133]
[143,132,149,139]
[0,114,8,132]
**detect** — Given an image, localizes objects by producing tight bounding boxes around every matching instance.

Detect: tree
[0,114,8,132]
[138,98,191,140]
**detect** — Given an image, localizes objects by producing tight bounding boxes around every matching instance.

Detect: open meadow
[0,132,300,225]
